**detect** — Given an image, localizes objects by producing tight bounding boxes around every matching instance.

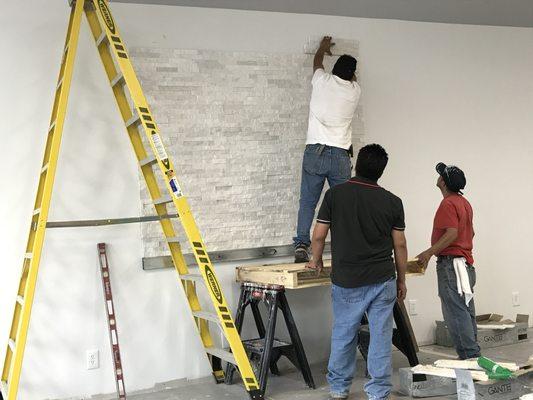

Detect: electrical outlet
[86,349,99,370]
[512,292,520,307]
[408,299,418,316]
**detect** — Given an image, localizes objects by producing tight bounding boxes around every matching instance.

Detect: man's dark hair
[355,144,389,181]
[332,55,357,81]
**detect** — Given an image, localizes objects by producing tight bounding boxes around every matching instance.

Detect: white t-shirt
[306,68,361,150]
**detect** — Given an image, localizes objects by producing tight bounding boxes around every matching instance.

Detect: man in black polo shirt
[307,144,408,400]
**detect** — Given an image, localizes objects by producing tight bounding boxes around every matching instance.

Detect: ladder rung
[33,208,41,216]
[154,195,172,205]
[49,120,56,133]
[0,380,7,398]
[180,273,204,282]
[96,32,109,47]
[192,311,220,325]
[16,295,24,306]
[205,346,236,365]
[110,72,125,88]
[24,253,33,259]
[56,77,64,90]
[8,339,16,352]
[139,155,157,167]
[125,113,140,128]
[166,237,180,243]
[41,163,49,174]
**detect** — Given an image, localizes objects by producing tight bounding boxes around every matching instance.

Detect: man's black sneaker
[294,244,309,263]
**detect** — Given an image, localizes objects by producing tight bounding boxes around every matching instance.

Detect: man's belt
[308,144,353,157]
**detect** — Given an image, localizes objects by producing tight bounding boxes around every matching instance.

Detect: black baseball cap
[436,162,466,194]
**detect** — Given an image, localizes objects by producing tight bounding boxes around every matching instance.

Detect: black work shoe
[294,244,309,263]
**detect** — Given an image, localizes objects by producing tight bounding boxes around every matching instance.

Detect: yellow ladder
[1,1,261,399]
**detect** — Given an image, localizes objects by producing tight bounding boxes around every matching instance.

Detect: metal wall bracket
[46,214,179,228]
[142,243,332,270]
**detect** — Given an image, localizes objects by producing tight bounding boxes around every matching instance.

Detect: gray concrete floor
[116,339,533,400]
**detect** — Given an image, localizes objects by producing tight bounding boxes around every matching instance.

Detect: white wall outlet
[512,292,520,307]
[408,299,418,316]
[86,349,99,370]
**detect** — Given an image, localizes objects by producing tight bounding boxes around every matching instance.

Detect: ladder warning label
[169,177,183,198]
[150,131,170,169]
[205,266,223,304]
[98,0,116,34]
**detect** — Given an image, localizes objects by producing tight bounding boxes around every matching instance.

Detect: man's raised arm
[314,36,334,72]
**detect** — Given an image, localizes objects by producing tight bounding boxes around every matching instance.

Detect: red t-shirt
[431,194,475,265]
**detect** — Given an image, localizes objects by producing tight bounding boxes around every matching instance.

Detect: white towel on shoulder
[453,257,473,306]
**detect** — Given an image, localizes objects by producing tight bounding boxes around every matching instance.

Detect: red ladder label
[97,243,127,399]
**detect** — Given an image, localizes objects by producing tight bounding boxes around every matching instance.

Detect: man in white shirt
[294,36,362,263]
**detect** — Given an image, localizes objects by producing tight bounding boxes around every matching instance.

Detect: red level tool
[97,243,127,399]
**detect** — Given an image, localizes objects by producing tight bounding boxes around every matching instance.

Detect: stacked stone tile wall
[130,46,365,257]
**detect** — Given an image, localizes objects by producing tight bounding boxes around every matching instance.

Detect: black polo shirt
[317,176,405,288]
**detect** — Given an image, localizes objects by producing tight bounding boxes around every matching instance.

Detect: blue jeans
[437,257,481,359]
[328,279,397,399]
[293,144,351,246]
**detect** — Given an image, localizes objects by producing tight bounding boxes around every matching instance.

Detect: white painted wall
[1,1,532,398]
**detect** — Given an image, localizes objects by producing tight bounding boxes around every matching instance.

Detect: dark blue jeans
[437,256,481,359]
[293,144,351,246]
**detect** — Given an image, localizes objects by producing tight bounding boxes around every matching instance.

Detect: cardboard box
[399,367,457,397]
[516,314,530,340]
[435,314,529,349]
[400,367,533,400]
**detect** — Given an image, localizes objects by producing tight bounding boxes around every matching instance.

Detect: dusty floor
[112,339,533,400]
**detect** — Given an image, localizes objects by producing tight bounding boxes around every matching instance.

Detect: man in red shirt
[417,162,481,359]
